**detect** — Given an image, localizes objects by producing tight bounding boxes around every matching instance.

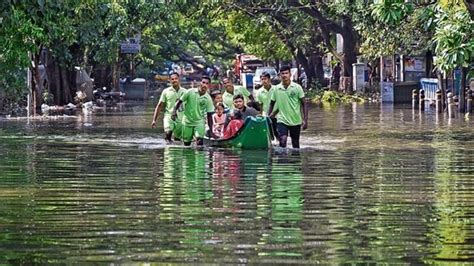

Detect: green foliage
[371,0,414,25]
[0,7,45,68]
[433,5,474,72]
[0,2,31,102]
[1,0,472,108]
[322,90,341,104]
[222,10,291,61]
[359,1,433,60]
[0,65,27,114]
[365,0,473,73]
[0,66,27,99]
[311,90,365,105]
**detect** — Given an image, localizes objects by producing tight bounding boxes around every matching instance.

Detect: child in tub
[212,102,227,138]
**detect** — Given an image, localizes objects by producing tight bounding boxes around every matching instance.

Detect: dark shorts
[276,123,301,139]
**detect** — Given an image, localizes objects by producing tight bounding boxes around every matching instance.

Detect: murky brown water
[1,102,473,264]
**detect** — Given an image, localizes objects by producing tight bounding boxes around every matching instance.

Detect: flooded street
[1,103,473,264]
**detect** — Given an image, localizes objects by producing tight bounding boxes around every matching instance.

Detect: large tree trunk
[92,65,113,89]
[311,33,326,87]
[295,49,312,88]
[112,49,120,91]
[303,53,325,88]
[44,50,62,105]
[31,66,39,115]
[340,16,358,78]
[425,50,434,78]
[59,67,73,104]
[52,62,62,105]
[42,48,77,105]
[311,53,325,86]
[32,52,43,115]
[291,2,358,83]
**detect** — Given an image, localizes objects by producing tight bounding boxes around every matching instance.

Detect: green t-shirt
[222,85,251,109]
[256,85,275,116]
[180,88,214,126]
[159,86,187,115]
[270,82,305,126]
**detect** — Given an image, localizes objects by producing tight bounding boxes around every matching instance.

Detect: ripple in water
[0,103,473,264]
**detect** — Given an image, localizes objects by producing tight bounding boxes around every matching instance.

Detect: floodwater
[0,102,473,264]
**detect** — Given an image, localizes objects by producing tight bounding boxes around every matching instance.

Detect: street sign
[121,43,141,54]
[121,38,141,54]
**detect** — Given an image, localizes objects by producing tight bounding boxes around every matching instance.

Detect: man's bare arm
[268,100,279,118]
[300,98,308,130]
[151,102,164,128]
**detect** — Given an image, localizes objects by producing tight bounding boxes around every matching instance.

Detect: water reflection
[426,135,474,263]
[259,152,304,259]
[1,103,474,264]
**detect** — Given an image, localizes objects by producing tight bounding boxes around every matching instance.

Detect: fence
[420,77,463,102]
[419,78,438,102]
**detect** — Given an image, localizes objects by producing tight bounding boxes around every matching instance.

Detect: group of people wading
[151,65,308,148]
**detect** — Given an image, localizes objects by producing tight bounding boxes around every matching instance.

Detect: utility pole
[27,52,32,119]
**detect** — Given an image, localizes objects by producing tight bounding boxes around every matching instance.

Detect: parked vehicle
[252,67,278,90]
[184,64,194,74]
[154,70,169,82]
[234,54,264,89]
[93,87,125,106]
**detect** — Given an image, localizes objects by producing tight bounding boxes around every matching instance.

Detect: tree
[288,1,359,80]
[0,2,43,111]
[222,1,329,88]
[370,0,473,112]
[433,3,473,73]
[222,1,366,89]
[434,2,473,112]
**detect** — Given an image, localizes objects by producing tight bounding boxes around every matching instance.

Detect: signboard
[336,34,343,53]
[352,63,365,92]
[404,57,425,72]
[381,82,394,103]
[120,37,141,54]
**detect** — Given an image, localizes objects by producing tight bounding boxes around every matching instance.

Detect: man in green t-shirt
[151,72,187,143]
[268,66,308,148]
[256,71,279,138]
[221,77,254,109]
[172,76,214,146]
[256,71,275,116]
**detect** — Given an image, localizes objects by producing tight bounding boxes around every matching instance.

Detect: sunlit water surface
[0,102,473,264]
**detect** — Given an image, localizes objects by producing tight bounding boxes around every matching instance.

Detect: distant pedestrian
[227,67,235,83]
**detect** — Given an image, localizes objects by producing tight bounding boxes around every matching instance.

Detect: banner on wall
[404,57,425,72]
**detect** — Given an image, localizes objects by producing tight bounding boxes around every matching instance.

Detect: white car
[253,67,278,90]
[291,67,299,81]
